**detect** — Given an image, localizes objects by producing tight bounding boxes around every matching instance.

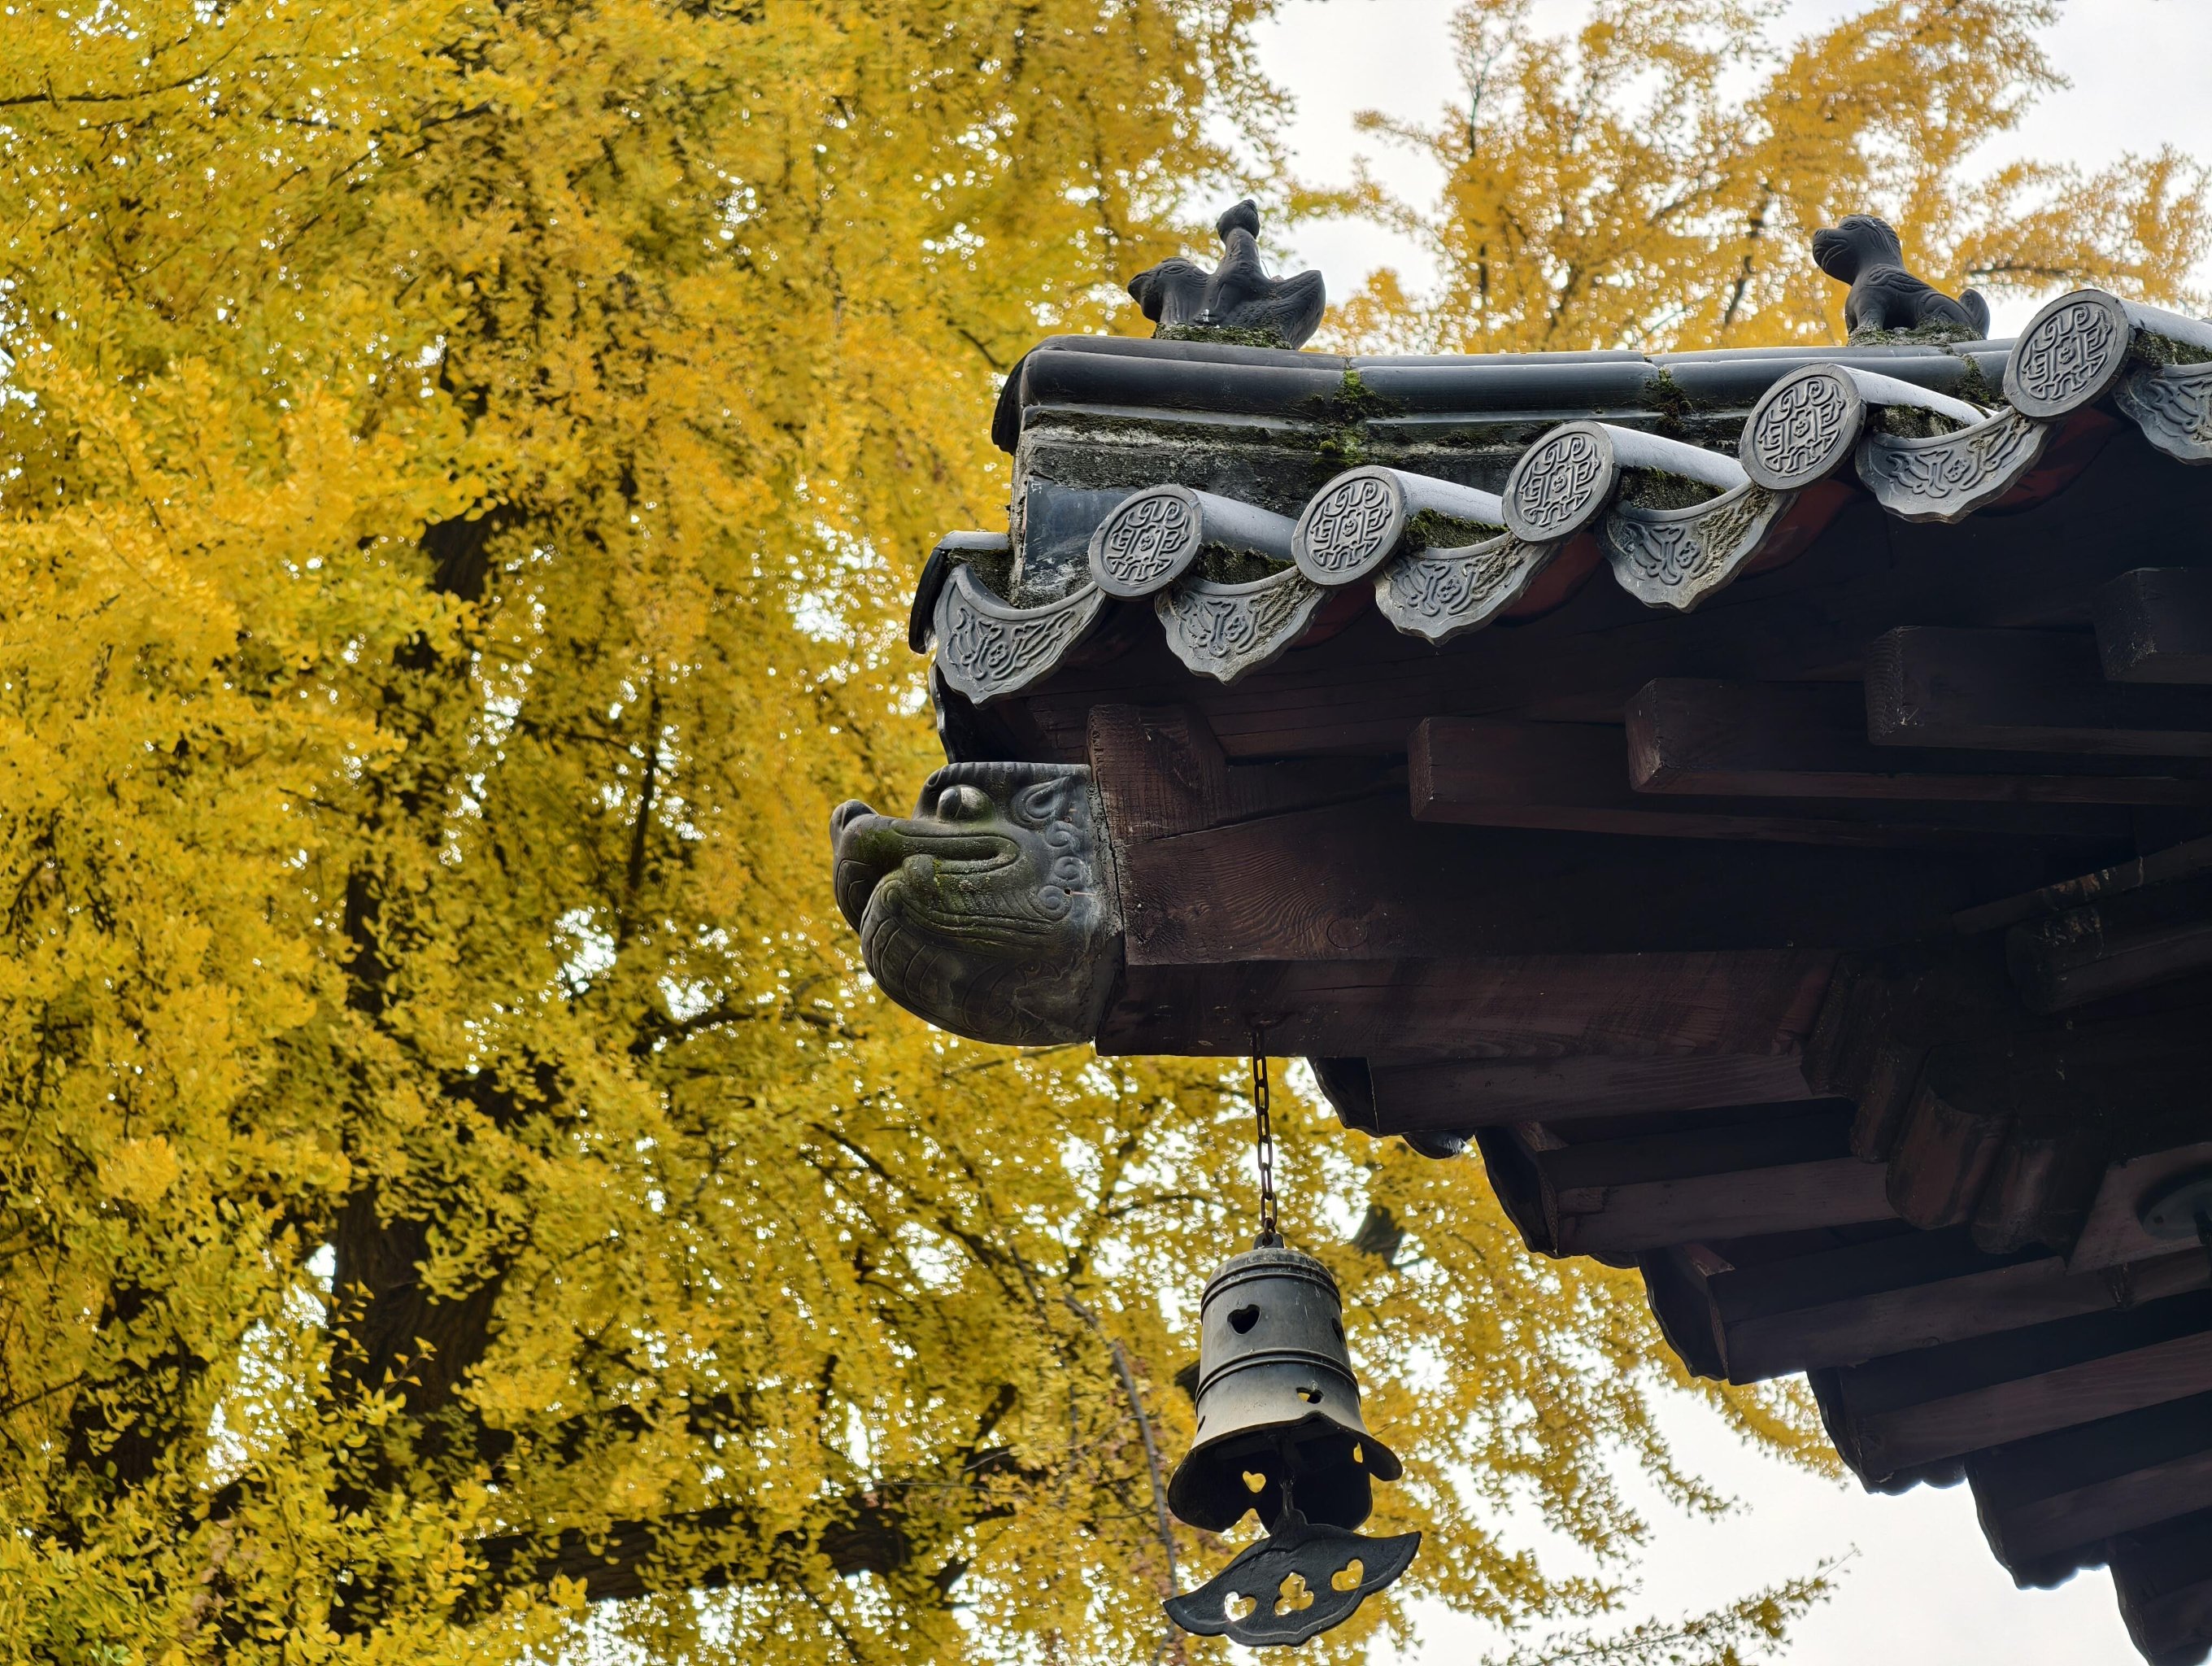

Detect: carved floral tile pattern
[934,565,1106,703]
[1091,488,1200,594]
[1750,371,1856,487]
[1298,473,1402,582]
[1509,429,1609,537]
[1156,568,1330,683]
[1602,485,1792,613]
[1856,408,2051,523]
[1374,533,1555,644]
[2009,294,2127,415]
[2117,364,2212,464]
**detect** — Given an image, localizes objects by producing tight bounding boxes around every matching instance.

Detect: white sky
[1247,2,2212,1662]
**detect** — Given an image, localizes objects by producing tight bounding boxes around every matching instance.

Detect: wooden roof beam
[1525,1106,1892,1259]
[1413,715,2139,848]
[1812,1290,2212,1481]
[1969,1392,2212,1587]
[1098,954,1831,1062]
[2110,1507,2212,1666]
[1627,678,2212,805]
[1367,1056,1811,1135]
[1642,1229,2209,1385]
[1869,626,2212,756]
[2101,568,2212,687]
[1112,788,2005,963]
[2005,874,2212,1014]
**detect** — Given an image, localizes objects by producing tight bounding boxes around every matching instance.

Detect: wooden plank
[2110,1507,2212,1666]
[1639,1244,1732,1379]
[2006,874,2212,1012]
[1626,678,2212,805]
[1970,1390,2212,1575]
[1097,953,1835,1061]
[1867,626,2212,756]
[1087,703,1396,843]
[2098,567,2212,685]
[1535,1110,1892,1257]
[1470,1127,1555,1259]
[1814,1291,2212,1480]
[1705,1234,2209,1383]
[1368,1057,1810,1133]
[1114,793,2009,966]
[1800,940,2025,1161]
[1953,831,2212,935]
[1410,717,2134,847]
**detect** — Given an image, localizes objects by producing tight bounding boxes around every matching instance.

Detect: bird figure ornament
[1127,199,1326,349]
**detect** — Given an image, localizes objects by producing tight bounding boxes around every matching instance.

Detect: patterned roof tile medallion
[1503,419,1748,545]
[1086,485,1297,599]
[1503,425,1613,543]
[1291,466,1505,587]
[2005,287,2212,422]
[1855,408,2051,525]
[1156,567,1330,683]
[1601,485,1796,613]
[1373,532,1559,645]
[2004,288,2130,420]
[1085,486,1201,598]
[830,762,1122,1045]
[932,561,1105,704]
[1740,364,1985,492]
[2116,360,2212,464]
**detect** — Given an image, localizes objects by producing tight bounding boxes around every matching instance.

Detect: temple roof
[991,327,2009,451]
[922,288,2212,721]
[840,255,2212,1664]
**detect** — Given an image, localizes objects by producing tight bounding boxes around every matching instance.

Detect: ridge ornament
[1127,200,1327,350]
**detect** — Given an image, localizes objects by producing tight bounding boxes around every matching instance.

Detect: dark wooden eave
[834,292,2212,1664]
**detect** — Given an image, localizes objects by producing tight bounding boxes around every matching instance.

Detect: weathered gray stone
[830,763,1122,1045]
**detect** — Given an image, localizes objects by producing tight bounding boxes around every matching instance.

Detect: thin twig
[1063,1293,1182,1663]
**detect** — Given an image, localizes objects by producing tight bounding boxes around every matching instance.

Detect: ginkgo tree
[1326,0,2210,354]
[0,1,2201,1664]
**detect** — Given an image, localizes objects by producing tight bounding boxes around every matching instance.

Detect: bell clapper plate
[1163,1499,1422,1648]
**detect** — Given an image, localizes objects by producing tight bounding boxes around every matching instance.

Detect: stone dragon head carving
[830,762,1123,1046]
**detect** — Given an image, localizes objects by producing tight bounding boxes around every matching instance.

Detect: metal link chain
[1249,1028,1279,1245]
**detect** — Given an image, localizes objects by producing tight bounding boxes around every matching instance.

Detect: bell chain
[1250,1028,1279,1245]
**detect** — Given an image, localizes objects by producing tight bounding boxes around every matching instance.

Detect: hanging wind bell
[1160,1039,1421,1647]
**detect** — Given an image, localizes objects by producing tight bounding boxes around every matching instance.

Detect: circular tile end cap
[1741,364,1867,491]
[1504,422,1618,544]
[2137,1167,2212,1241]
[2005,288,2134,421]
[1292,467,1409,587]
[1087,484,1204,599]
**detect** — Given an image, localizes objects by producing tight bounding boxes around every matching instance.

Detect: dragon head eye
[934,784,990,822]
